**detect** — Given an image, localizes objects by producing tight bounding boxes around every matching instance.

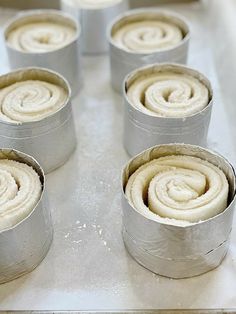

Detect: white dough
[7,21,76,53]
[0,80,67,124]
[0,159,42,231]
[125,155,229,225]
[127,72,209,118]
[113,20,183,53]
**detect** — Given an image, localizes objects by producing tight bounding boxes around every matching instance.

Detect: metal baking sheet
[1,0,236,311]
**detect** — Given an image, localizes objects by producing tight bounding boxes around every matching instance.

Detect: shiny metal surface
[108,9,190,93]
[123,63,212,156]
[122,144,236,278]
[1,1,236,310]
[4,9,82,97]
[0,148,53,284]
[130,0,199,6]
[123,230,229,279]
[1,312,235,314]
[0,67,77,174]
[60,0,129,55]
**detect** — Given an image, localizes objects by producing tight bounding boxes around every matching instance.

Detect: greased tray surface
[1,1,236,311]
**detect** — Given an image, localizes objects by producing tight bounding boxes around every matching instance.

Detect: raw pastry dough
[0,159,42,231]
[126,155,229,225]
[127,72,209,117]
[113,20,183,53]
[7,21,76,52]
[0,80,67,124]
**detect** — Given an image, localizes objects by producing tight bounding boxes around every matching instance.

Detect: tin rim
[122,143,236,229]
[62,0,125,10]
[4,9,81,55]
[0,148,46,234]
[123,62,213,121]
[0,66,72,126]
[108,8,190,55]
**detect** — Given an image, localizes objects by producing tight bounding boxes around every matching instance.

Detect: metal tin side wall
[122,144,236,278]
[0,149,53,284]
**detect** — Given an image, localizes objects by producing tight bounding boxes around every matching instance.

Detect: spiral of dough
[127,72,209,118]
[125,155,229,224]
[0,80,67,124]
[0,159,42,231]
[62,0,122,9]
[7,22,76,52]
[113,20,183,53]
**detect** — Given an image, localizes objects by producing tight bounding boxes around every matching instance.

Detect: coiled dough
[113,20,183,53]
[7,21,76,52]
[127,72,209,117]
[0,80,67,124]
[125,155,229,225]
[0,159,42,231]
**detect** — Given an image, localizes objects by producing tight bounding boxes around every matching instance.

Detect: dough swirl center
[113,20,183,53]
[0,80,67,124]
[7,22,76,52]
[125,155,229,224]
[127,72,209,117]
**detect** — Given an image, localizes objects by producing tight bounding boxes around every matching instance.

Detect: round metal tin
[108,8,190,93]
[123,63,213,157]
[4,9,82,97]
[60,0,129,55]
[122,143,236,279]
[0,67,77,174]
[0,148,53,284]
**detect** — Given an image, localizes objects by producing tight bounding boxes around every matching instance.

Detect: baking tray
[1,0,236,311]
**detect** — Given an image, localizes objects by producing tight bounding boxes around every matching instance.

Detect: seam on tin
[0,111,73,139]
[0,230,53,284]
[111,47,188,67]
[123,228,231,261]
[126,114,210,134]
